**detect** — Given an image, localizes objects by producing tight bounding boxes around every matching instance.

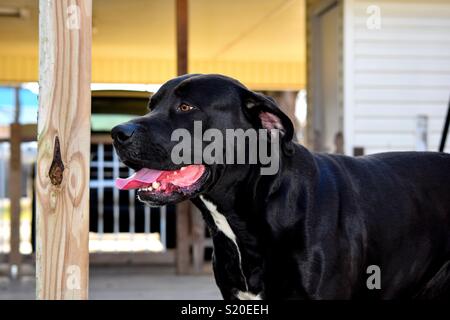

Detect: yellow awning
[0,0,305,90]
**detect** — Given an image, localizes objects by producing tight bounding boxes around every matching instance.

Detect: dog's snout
[111,123,136,144]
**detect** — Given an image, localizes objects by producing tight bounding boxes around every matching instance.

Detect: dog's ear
[240,90,295,155]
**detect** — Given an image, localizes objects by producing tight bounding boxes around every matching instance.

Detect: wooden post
[176,0,188,76]
[191,205,205,273]
[9,86,22,278]
[9,122,22,278]
[176,201,191,274]
[36,0,91,299]
[175,0,192,274]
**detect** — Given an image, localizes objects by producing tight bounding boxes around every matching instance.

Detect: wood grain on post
[36,0,91,299]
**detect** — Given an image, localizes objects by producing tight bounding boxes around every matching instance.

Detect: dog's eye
[178,103,194,112]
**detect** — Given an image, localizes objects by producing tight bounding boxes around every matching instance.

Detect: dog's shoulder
[308,150,450,190]
[310,150,449,171]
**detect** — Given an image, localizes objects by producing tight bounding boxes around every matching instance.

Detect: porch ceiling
[0,0,305,90]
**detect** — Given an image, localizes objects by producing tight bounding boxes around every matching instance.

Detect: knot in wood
[49,136,65,186]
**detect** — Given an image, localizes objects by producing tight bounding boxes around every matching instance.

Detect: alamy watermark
[366,5,382,30]
[170,121,281,175]
[366,265,381,290]
[66,5,81,30]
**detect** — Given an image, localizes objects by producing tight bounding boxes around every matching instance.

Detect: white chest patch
[236,291,263,300]
[200,196,238,243]
[199,195,250,294]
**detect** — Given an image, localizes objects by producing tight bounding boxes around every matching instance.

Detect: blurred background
[0,0,449,299]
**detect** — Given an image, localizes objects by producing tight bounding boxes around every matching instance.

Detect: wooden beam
[175,0,192,275]
[90,134,113,145]
[176,0,188,75]
[0,124,38,143]
[36,0,91,299]
[176,201,191,274]
[191,205,205,274]
[0,253,33,264]
[9,123,22,278]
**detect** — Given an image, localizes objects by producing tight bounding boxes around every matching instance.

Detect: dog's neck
[200,144,317,214]
[192,144,318,298]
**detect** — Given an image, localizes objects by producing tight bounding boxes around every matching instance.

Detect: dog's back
[312,151,450,298]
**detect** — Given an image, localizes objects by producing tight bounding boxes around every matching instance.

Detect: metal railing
[0,137,175,266]
[0,141,33,259]
[89,141,169,254]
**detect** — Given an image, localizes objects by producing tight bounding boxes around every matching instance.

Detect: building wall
[306,0,345,152]
[343,0,450,155]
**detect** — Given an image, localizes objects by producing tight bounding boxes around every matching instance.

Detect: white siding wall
[344,0,450,155]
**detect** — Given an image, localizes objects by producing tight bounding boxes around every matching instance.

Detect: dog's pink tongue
[115,168,162,190]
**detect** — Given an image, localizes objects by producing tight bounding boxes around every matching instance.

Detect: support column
[36,0,91,299]
[175,0,192,275]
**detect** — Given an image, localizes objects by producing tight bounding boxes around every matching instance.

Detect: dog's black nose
[111,123,136,144]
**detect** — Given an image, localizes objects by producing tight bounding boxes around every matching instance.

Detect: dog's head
[111,74,294,206]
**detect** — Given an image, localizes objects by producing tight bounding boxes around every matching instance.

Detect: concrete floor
[0,265,222,300]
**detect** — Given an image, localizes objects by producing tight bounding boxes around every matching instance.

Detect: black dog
[111,74,450,300]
